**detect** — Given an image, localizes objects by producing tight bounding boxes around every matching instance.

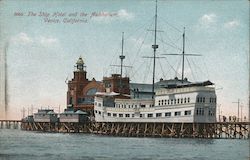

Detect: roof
[163,80,214,89]
[96,91,120,96]
[76,56,84,64]
[130,83,152,92]
[60,110,87,115]
[47,111,57,115]
[75,110,87,114]
[130,78,213,90]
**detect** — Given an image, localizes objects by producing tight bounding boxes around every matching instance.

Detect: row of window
[115,104,154,109]
[94,110,192,118]
[196,97,216,103]
[196,108,215,116]
[158,97,190,106]
[95,102,155,109]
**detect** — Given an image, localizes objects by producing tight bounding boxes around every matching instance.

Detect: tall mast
[120,32,125,78]
[152,0,158,98]
[119,32,125,92]
[181,27,185,83]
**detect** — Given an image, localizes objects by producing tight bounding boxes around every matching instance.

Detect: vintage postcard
[0,0,249,160]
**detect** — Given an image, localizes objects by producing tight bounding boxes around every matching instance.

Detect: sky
[0,0,249,120]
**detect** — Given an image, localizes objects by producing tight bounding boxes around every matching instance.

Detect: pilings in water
[19,121,250,139]
[21,122,91,133]
[0,120,21,129]
[91,122,249,139]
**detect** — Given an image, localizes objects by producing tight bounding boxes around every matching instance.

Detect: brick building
[66,57,104,112]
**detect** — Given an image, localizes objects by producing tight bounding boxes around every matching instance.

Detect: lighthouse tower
[66,56,104,112]
[67,57,89,110]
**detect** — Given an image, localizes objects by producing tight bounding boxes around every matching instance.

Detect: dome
[76,56,84,65]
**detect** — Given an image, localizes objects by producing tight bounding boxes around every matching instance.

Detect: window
[108,113,111,116]
[188,97,190,103]
[184,110,191,115]
[181,98,183,104]
[175,111,181,116]
[86,88,98,96]
[98,111,101,115]
[184,98,186,103]
[148,113,153,118]
[165,112,171,117]
[197,97,199,103]
[132,114,135,117]
[174,99,176,104]
[203,97,205,103]
[196,108,204,116]
[140,114,143,117]
[171,99,173,105]
[164,100,167,105]
[177,99,180,104]
[141,104,146,108]
[95,110,97,113]
[158,100,161,106]
[161,100,164,105]
[168,100,170,105]
[98,103,101,107]
[119,114,123,117]
[156,113,162,117]
[125,114,130,117]
[113,113,117,117]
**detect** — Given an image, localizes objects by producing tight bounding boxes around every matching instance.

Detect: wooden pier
[21,122,91,133]
[18,121,250,139]
[0,120,21,129]
[91,122,250,139]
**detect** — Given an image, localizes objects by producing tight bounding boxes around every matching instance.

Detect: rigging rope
[186,57,197,81]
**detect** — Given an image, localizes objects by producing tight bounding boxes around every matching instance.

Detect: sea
[0,129,249,160]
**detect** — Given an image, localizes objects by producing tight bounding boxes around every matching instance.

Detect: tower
[67,57,88,109]
[66,56,104,112]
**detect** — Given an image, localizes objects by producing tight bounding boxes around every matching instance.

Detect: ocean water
[0,129,249,160]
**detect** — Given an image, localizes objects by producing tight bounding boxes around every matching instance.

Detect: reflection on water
[0,129,249,160]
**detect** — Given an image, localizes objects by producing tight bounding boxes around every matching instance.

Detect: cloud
[39,36,58,46]
[11,32,58,47]
[224,20,240,29]
[117,9,134,20]
[11,32,33,45]
[199,13,217,27]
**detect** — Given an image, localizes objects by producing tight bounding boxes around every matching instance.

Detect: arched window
[86,88,98,95]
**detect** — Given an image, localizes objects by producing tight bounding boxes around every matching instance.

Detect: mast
[162,27,201,81]
[152,0,158,98]
[181,27,185,83]
[120,32,125,78]
[119,32,125,92]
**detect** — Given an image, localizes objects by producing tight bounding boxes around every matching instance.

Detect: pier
[18,121,250,139]
[1,120,248,139]
[0,120,21,129]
